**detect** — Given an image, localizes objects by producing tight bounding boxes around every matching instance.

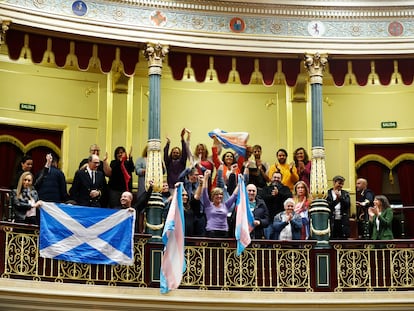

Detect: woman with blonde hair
[11,171,43,225]
[293,180,312,239]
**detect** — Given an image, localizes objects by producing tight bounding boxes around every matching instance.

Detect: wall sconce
[265,92,279,109]
[323,97,334,106]
[85,87,96,97]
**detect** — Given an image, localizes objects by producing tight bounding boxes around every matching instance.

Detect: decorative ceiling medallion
[230,17,245,33]
[113,9,125,21]
[150,11,167,27]
[33,0,46,9]
[388,21,404,36]
[307,21,325,37]
[72,1,87,17]
[270,22,283,34]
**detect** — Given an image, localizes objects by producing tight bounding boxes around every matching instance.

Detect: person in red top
[211,136,244,188]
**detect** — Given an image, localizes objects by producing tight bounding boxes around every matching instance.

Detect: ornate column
[143,43,169,241]
[0,19,11,47]
[304,53,330,249]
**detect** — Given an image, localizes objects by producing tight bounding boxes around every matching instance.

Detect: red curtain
[0,125,62,189]
[356,144,414,206]
[396,161,414,205]
[0,143,20,188]
[356,161,384,196]
[6,28,408,87]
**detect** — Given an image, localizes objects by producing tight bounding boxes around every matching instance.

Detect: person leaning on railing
[11,171,43,225]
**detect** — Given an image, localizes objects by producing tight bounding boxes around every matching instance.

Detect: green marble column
[304,53,331,249]
[143,43,169,241]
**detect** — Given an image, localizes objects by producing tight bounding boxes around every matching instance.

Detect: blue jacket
[271,211,303,240]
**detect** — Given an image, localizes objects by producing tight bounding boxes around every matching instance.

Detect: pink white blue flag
[235,175,255,256]
[208,128,249,157]
[160,183,186,294]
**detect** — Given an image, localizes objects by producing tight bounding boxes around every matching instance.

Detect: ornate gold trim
[355,153,414,170]
[0,135,61,157]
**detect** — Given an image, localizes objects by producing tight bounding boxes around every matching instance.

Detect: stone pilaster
[0,19,11,46]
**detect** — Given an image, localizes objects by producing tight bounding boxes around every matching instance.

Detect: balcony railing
[1,221,414,292]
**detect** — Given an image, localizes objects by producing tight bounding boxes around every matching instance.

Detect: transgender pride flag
[160,183,186,294]
[208,128,249,157]
[234,175,255,256]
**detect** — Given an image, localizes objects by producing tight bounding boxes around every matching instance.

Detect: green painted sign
[19,103,36,111]
[381,121,397,128]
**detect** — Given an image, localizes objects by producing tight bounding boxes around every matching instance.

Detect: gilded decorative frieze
[2,0,414,39]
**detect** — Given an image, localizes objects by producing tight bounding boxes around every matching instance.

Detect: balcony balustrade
[1,221,414,293]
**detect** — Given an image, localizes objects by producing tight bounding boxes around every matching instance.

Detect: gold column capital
[304,53,328,84]
[0,19,11,46]
[143,43,169,75]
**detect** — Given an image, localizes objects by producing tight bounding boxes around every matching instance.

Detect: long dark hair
[375,195,390,210]
[221,151,236,165]
[293,147,309,165]
[114,146,126,159]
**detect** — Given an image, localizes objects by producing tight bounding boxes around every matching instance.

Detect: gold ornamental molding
[355,153,414,184]
[104,0,414,18]
[355,153,414,170]
[0,135,61,157]
[3,1,414,55]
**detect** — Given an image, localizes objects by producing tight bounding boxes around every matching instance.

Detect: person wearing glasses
[69,154,107,207]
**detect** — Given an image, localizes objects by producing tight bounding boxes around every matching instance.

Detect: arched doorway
[0,124,62,189]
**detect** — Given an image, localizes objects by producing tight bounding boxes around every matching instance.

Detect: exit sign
[19,103,36,111]
[381,121,397,128]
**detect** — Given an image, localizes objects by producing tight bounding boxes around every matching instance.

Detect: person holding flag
[209,129,248,189]
[200,169,238,238]
[160,183,186,294]
[246,184,270,239]
[234,175,255,256]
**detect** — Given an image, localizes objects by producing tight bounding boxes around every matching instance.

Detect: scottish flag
[160,183,186,294]
[235,175,255,256]
[40,202,136,265]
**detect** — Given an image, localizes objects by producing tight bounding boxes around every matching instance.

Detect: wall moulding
[2,1,414,55]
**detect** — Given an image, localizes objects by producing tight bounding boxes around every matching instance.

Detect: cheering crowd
[10,128,393,241]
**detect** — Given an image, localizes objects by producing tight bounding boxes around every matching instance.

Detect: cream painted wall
[0,57,108,181]
[158,79,287,167]
[323,84,414,191]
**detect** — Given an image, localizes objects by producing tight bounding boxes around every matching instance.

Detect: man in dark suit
[259,171,292,239]
[70,154,107,207]
[246,183,270,239]
[327,175,351,239]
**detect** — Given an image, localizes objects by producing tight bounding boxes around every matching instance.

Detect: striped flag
[39,202,135,265]
[234,175,255,256]
[208,128,249,157]
[160,183,186,294]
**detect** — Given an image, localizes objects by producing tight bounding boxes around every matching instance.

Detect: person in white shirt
[271,198,302,240]
[327,175,351,239]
